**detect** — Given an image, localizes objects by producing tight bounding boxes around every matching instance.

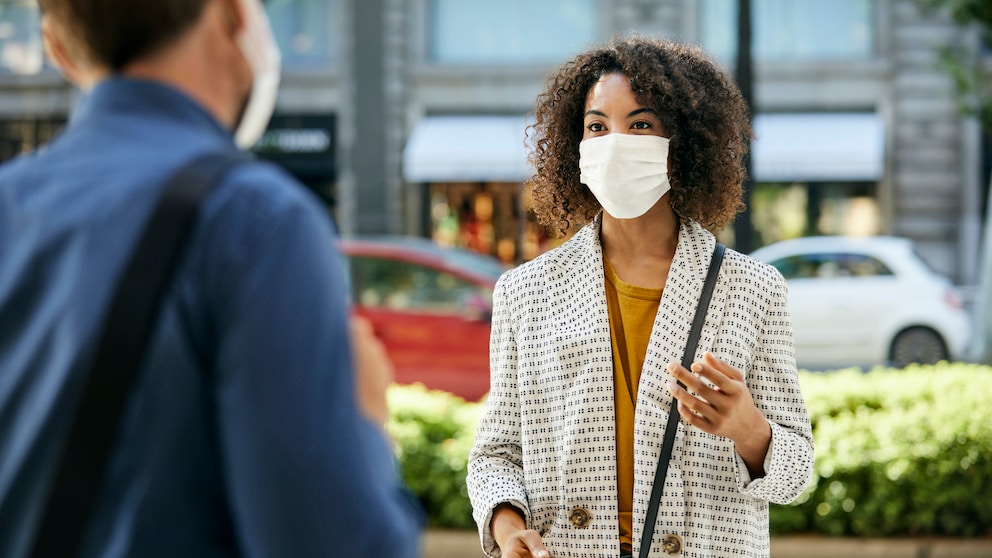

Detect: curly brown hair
[527,36,751,236]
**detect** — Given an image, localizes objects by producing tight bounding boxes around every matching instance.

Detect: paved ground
[421,530,992,558]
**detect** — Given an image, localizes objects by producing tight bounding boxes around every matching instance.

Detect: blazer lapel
[631,221,729,542]
[638,220,727,408]
[541,218,620,522]
[544,217,612,341]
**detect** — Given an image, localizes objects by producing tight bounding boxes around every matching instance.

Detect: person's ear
[40,15,86,86]
[217,0,246,39]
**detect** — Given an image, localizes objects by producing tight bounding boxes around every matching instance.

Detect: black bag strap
[29,152,247,558]
[639,242,725,558]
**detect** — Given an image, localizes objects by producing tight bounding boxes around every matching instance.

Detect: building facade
[0,0,986,282]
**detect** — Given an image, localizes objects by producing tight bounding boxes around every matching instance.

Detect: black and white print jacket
[468,216,815,558]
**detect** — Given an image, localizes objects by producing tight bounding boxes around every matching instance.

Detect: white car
[749,236,971,369]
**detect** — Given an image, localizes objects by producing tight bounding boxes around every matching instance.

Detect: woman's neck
[599,200,680,288]
[600,202,679,262]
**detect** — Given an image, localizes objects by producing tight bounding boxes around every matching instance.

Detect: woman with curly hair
[467,37,814,558]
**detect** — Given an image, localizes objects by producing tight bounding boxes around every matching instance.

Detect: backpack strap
[29,152,248,558]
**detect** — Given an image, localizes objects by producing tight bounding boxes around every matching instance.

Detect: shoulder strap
[639,242,725,558]
[29,152,247,558]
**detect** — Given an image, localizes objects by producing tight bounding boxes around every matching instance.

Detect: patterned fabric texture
[468,216,814,558]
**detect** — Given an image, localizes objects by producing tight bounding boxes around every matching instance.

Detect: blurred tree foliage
[918,0,992,128]
[919,0,992,366]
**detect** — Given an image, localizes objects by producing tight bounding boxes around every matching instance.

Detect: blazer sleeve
[467,273,530,558]
[734,269,815,504]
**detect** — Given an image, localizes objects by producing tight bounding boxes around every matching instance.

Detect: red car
[338,237,507,401]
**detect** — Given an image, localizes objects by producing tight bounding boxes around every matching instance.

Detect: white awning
[403,112,885,184]
[752,113,884,182]
[402,115,530,182]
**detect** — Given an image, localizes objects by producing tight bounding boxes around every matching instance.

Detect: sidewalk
[421,529,992,558]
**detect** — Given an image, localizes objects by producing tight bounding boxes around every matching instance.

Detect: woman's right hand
[491,504,551,558]
[497,530,551,558]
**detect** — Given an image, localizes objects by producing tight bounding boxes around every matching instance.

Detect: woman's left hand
[665,352,771,478]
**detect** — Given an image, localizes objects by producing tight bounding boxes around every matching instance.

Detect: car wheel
[889,327,948,368]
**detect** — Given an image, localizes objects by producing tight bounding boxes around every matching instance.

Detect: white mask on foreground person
[578,133,671,219]
[233,0,281,149]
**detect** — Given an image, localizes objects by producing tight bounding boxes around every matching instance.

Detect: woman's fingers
[501,530,551,558]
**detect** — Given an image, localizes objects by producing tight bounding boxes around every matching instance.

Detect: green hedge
[387,384,481,529]
[387,363,992,537]
[771,363,992,537]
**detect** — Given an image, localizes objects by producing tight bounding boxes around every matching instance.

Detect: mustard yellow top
[603,256,663,554]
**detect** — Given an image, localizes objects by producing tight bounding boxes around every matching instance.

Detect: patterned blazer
[468,217,814,558]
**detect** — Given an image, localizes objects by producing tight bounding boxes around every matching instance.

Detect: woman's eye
[632,121,651,130]
[587,122,605,132]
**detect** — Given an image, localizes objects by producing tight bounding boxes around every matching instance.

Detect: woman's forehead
[584,73,653,113]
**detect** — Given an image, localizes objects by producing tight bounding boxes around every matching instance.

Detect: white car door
[771,252,898,368]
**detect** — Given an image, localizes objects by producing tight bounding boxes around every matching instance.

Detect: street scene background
[1,0,990,555]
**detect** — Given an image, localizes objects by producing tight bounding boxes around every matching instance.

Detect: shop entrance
[426,181,555,265]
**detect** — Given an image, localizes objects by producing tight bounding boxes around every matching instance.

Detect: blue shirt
[0,78,422,557]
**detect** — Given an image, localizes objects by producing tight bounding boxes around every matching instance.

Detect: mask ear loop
[232,0,282,149]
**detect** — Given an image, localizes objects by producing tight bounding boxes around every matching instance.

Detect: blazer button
[662,533,682,554]
[568,507,591,528]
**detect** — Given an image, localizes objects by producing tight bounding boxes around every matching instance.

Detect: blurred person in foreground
[0,0,421,556]
[467,37,814,558]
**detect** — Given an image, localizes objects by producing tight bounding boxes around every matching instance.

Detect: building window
[0,118,67,162]
[429,0,598,65]
[265,0,335,67]
[0,0,42,74]
[700,0,874,62]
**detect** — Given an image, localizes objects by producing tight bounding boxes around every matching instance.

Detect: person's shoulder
[217,157,317,208]
[502,223,595,283]
[721,245,787,288]
[0,145,48,184]
[205,156,330,231]
[499,234,579,287]
[192,155,337,270]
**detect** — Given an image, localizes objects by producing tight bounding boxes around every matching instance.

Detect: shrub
[386,383,482,529]
[770,363,992,537]
[389,364,992,537]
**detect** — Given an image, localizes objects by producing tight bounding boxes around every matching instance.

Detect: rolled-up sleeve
[734,272,815,504]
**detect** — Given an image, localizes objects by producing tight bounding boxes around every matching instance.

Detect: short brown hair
[527,36,752,236]
[39,0,210,70]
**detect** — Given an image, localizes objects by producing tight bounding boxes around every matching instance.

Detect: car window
[770,252,893,280]
[348,255,492,314]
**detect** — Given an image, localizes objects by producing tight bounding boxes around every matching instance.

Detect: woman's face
[582,72,669,141]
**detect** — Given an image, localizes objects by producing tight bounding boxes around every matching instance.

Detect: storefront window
[0,118,66,162]
[0,0,43,74]
[700,0,874,62]
[751,182,880,248]
[428,182,562,265]
[429,0,598,65]
[265,0,335,67]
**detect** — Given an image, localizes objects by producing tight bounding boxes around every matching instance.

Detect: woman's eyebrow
[628,107,659,118]
[583,108,659,118]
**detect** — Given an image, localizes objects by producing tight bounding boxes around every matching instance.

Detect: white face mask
[578,133,671,219]
[233,0,282,149]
